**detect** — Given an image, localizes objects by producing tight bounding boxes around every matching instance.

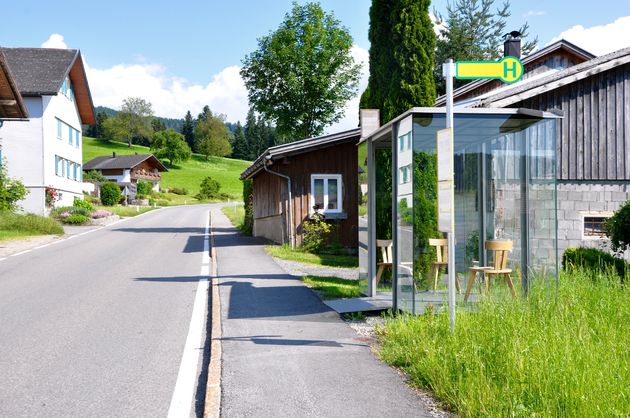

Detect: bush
[196,176,221,200]
[170,187,188,195]
[301,214,332,253]
[156,199,170,206]
[62,213,90,225]
[51,206,91,218]
[0,160,28,211]
[0,212,63,235]
[73,197,94,212]
[83,170,107,182]
[242,179,253,236]
[605,199,630,253]
[91,209,113,219]
[100,182,122,206]
[136,180,153,196]
[562,247,629,282]
[83,194,101,205]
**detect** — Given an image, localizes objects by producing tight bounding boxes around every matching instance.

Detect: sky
[2,0,630,133]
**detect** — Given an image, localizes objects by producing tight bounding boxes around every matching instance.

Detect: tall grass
[378,270,629,417]
[0,212,64,240]
[302,275,361,300]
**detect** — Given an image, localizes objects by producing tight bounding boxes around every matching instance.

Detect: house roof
[0,49,28,119]
[83,154,168,172]
[0,48,95,124]
[480,45,630,108]
[240,128,361,180]
[435,39,596,106]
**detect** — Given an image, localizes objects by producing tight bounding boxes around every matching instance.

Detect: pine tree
[244,109,258,160]
[361,0,436,124]
[181,110,195,151]
[231,122,248,160]
[198,105,212,123]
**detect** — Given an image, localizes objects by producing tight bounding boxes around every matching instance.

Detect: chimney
[504,31,522,59]
[360,109,380,139]
[112,152,116,158]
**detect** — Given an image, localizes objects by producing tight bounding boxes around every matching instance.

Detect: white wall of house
[101,169,131,184]
[0,84,85,215]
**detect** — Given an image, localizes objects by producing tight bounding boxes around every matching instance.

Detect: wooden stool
[375,239,392,288]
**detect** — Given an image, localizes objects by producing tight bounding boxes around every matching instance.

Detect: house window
[78,164,82,181]
[57,119,62,139]
[67,161,73,179]
[75,130,80,148]
[68,126,73,144]
[55,156,59,176]
[311,174,342,213]
[583,216,608,238]
[399,165,411,184]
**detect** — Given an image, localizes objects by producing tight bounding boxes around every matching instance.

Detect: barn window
[311,174,342,214]
[583,216,608,238]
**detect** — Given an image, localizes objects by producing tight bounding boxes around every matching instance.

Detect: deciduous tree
[194,110,231,160]
[151,129,192,167]
[241,2,361,140]
[103,97,154,147]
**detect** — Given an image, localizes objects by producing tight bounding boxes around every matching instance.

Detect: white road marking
[11,250,31,257]
[167,211,210,418]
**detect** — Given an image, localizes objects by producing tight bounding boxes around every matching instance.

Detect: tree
[361,0,436,124]
[150,129,192,167]
[104,97,154,147]
[0,159,28,211]
[605,200,630,254]
[151,118,167,132]
[241,2,361,140]
[100,182,122,206]
[196,176,222,200]
[231,122,248,160]
[194,110,232,160]
[433,0,537,95]
[197,105,212,123]
[181,110,195,151]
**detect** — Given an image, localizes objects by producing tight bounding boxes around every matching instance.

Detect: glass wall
[393,111,557,314]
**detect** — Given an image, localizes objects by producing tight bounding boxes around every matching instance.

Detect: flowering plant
[91,209,113,219]
[45,186,59,208]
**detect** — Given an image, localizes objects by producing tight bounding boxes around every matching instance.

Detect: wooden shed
[240,129,361,249]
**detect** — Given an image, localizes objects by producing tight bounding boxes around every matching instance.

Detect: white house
[0,48,95,215]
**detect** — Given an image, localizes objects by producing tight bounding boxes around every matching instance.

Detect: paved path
[0,204,218,417]
[214,209,432,418]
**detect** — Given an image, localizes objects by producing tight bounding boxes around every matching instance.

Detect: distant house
[0,47,95,214]
[437,39,630,254]
[83,153,168,200]
[240,129,360,249]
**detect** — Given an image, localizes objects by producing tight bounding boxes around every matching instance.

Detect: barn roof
[83,154,168,172]
[1,48,95,124]
[240,128,361,180]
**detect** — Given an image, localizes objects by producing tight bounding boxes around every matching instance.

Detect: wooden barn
[438,39,630,254]
[240,129,360,249]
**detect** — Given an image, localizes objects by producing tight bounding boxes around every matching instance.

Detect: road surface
[0,204,215,417]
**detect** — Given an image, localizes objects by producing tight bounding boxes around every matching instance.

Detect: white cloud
[326,44,370,133]
[549,16,630,56]
[524,10,546,18]
[41,33,68,49]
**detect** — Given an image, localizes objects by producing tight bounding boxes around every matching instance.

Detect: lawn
[94,205,157,217]
[82,136,250,200]
[378,269,630,417]
[265,244,359,268]
[302,275,361,300]
[0,212,64,242]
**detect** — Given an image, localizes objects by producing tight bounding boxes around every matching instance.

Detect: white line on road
[168,211,210,418]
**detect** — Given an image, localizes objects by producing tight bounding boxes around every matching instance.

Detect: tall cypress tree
[361,0,436,124]
[231,122,248,160]
[243,109,258,160]
[181,110,195,151]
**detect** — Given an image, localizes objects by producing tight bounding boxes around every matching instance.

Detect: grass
[95,205,157,217]
[302,275,361,300]
[378,270,630,417]
[221,205,247,231]
[83,136,250,200]
[0,212,64,241]
[265,244,359,268]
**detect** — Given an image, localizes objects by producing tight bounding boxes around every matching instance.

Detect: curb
[204,210,222,418]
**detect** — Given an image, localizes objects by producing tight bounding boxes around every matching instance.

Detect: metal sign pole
[443,59,456,331]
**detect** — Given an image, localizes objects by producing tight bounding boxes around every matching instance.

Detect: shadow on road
[111,227,207,234]
[220,335,367,348]
[132,276,203,283]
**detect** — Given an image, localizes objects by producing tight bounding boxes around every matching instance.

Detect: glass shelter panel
[394,112,557,314]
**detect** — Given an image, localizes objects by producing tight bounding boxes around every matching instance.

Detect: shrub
[73,197,94,212]
[196,176,221,200]
[0,212,63,235]
[100,182,122,206]
[242,179,253,236]
[156,199,170,206]
[83,170,107,182]
[605,199,630,253]
[170,187,188,195]
[0,160,28,211]
[136,180,153,196]
[83,194,101,205]
[562,247,628,282]
[91,209,112,219]
[301,214,332,253]
[51,206,90,218]
[62,213,90,225]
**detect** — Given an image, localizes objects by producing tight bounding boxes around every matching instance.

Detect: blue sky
[2,0,630,130]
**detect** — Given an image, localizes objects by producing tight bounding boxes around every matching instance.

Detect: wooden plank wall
[251,140,359,248]
[513,62,630,181]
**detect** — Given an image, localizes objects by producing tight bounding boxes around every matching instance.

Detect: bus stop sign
[455,56,524,84]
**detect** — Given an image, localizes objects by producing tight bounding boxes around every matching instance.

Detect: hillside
[82,137,250,200]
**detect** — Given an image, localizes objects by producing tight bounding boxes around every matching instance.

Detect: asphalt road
[0,204,216,417]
